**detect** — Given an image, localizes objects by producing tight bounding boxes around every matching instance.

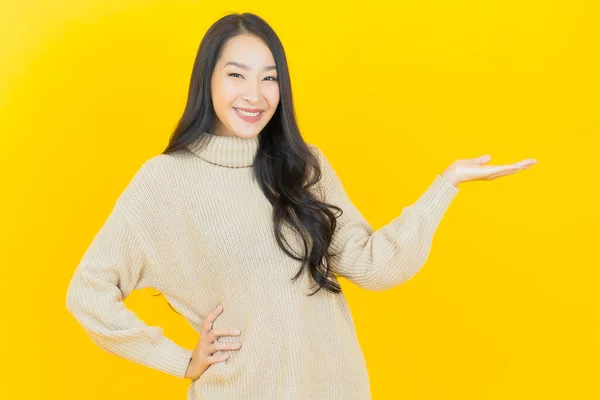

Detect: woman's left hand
[440,155,538,187]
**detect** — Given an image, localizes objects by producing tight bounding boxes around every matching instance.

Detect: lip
[233,107,264,112]
[233,107,263,123]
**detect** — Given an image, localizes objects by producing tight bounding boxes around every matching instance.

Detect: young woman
[66,12,537,400]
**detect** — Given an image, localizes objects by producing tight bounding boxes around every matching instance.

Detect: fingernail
[234,329,241,334]
[218,304,223,310]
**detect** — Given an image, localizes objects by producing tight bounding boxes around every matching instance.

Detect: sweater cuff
[147,336,194,379]
[411,174,460,223]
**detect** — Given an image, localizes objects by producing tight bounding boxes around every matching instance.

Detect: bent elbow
[358,256,429,292]
[65,279,78,315]
[65,274,89,319]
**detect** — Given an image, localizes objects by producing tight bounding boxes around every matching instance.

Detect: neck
[187,132,260,168]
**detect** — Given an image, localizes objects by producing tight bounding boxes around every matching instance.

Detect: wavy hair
[156,12,344,309]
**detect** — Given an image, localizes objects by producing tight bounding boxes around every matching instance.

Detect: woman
[65,12,537,400]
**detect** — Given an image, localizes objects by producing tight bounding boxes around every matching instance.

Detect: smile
[235,108,261,117]
[233,108,263,123]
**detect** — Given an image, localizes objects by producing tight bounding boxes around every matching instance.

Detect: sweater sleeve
[312,146,460,291]
[65,201,193,379]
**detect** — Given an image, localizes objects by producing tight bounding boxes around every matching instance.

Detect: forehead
[219,34,275,66]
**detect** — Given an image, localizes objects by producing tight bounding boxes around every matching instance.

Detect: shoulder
[122,154,174,192]
[306,143,322,157]
[306,143,338,178]
[304,143,343,201]
[116,154,182,212]
[306,143,330,168]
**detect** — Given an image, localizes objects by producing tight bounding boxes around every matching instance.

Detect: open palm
[442,155,538,186]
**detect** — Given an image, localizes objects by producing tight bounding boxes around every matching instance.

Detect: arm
[65,201,193,378]
[312,146,460,291]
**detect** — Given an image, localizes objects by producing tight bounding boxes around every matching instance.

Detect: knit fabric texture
[66,132,460,399]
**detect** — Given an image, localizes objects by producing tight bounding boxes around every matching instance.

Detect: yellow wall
[1,1,598,399]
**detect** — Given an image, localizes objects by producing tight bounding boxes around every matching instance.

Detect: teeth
[236,108,261,117]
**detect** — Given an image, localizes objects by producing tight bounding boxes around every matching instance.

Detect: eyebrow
[224,61,277,72]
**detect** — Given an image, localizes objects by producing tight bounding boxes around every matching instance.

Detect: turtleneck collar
[187,132,260,168]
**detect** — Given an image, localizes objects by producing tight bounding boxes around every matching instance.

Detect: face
[210,34,280,138]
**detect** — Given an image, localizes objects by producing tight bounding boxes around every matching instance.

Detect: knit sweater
[65,132,460,400]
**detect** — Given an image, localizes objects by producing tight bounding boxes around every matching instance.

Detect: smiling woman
[211,35,280,137]
[65,11,462,400]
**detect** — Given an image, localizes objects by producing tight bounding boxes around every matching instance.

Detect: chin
[231,125,264,138]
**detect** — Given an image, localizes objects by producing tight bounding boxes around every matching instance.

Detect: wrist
[440,170,460,187]
[184,355,194,379]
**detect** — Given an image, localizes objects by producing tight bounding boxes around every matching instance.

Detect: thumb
[476,155,492,164]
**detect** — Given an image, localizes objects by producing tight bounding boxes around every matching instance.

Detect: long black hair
[153,12,344,314]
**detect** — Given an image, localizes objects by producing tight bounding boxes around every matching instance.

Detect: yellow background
[1,1,598,399]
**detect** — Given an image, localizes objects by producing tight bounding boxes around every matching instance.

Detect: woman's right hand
[184,304,242,381]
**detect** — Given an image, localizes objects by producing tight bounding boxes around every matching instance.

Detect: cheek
[266,88,280,110]
[212,80,238,109]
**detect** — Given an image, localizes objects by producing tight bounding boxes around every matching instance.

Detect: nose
[242,81,261,103]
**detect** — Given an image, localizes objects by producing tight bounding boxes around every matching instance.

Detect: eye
[228,73,277,81]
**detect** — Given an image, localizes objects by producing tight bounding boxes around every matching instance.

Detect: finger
[474,165,519,176]
[515,159,538,167]
[476,155,492,164]
[212,341,243,351]
[201,304,224,335]
[211,327,241,337]
[491,165,521,174]
[207,353,229,364]
[484,168,522,180]
[207,327,241,344]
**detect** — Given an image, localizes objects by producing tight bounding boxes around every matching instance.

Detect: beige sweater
[66,132,460,400]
